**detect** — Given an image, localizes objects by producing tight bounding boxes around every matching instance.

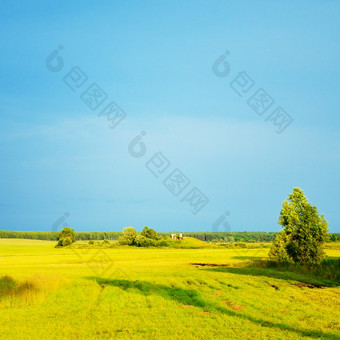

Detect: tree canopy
[58,227,76,243]
[119,227,138,245]
[141,226,158,239]
[269,187,329,266]
[56,227,76,247]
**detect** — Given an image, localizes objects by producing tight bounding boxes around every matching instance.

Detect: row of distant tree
[0,230,339,242]
[51,187,339,267]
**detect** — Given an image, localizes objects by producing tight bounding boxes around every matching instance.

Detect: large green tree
[119,227,137,245]
[141,226,157,239]
[269,188,329,266]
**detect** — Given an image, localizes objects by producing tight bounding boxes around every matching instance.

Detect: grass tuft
[0,275,37,298]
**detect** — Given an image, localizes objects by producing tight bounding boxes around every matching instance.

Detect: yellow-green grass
[0,239,339,339]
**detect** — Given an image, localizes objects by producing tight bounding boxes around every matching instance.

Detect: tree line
[0,230,339,243]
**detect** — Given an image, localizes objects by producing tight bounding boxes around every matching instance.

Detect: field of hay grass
[0,239,339,339]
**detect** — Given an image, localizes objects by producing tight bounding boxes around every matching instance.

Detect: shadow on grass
[204,266,338,287]
[198,259,340,288]
[232,256,264,260]
[87,276,340,339]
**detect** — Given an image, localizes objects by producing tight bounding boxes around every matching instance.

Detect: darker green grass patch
[0,276,17,296]
[252,258,340,285]
[0,275,37,297]
[199,258,340,287]
[90,278,207,308]
[86,276,340,340]
[232,256,264,261]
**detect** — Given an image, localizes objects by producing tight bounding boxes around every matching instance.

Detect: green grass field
[0,239,339,339]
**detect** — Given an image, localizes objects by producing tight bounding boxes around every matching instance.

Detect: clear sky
[1,1,339,232]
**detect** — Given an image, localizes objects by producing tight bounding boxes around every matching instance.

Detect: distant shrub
[135,235,156,247]
[118,238,129,245]
[119,227,137,245]
[141,226,158,240]
[62,237,72,247]
[155,239,170,247]
[88,240,94,245]
[56,227,76,247]
[55,239,63,247]
[102,239,110,244]
[57,227,76,243]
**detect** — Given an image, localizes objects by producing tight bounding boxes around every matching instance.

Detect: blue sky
[0,1,339,232]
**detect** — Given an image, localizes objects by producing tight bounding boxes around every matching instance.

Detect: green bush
[55,239,63,247]
[57,227,76,243]
[102,239,110,244]
[141,226,158,240]
[135,235,156,247]
[62,237,72,246]
[88,240,94,245]
[155,239,170,247]
[118,227,137,245]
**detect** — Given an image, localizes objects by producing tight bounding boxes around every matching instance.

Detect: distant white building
[171,233,183,240]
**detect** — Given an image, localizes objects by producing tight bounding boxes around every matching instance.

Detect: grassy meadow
[0,238,339,339]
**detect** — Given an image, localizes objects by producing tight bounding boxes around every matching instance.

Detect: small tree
[270,188,329,266]
[141,226,157,239]
[56,227,76,247]
[58,227,76,243]
[119,227,137,245]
